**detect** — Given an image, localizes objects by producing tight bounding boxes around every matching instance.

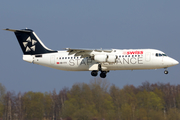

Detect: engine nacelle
[94,55,107,62]
[94,54,117,63]
[107,55,117,63]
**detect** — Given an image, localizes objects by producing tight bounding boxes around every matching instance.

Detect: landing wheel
[164,70,168,74]
[91,70,98,77]
[100,72,107,78]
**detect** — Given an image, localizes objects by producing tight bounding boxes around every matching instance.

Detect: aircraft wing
[65,48,112,57]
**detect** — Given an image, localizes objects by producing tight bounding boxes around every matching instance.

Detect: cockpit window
[159,53,162,56]
[155,53,167,57]
[162,54,167,56]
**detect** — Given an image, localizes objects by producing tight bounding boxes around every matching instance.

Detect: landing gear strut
[164,68,168,74]
[98,64,107,78]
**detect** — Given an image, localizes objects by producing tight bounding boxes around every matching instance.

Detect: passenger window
[125,55,127,57]
[65,57,67,59]
[138,55,140,57]
[62,57,64,59]
[119,55,121,57]
[135,55,137,57]
[128,55,130,57]
[132,55,134,57]
[68,57,70,59]
[122,55,124,57]
[59,57,61,59]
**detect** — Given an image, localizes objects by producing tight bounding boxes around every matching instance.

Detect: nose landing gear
[164,70,168,74]
[164,68,168,74]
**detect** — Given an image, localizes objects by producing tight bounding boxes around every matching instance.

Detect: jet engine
[94,55,107,62]
[107,54,117,63]
[94,54,117,63]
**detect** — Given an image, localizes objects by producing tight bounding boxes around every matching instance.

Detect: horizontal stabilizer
[4,28,32,32]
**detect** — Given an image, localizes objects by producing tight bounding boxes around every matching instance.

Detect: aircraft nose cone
[172,59,179,65]
[164,57,179,67]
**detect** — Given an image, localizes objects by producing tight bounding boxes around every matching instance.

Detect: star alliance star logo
[23,36,37,52]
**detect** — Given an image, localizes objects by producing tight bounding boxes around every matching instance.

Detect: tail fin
[4,28,57,55]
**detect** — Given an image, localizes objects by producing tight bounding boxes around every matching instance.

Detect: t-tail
[4,28,57,55]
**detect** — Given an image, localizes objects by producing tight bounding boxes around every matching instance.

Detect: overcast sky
[0,1,180,93]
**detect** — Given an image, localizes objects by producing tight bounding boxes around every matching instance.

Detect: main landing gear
[100,71,107,78]
[91,64,108,78]
[91,70,108,78]
[91,70,98,77]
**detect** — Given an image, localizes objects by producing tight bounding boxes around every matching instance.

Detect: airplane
[4,28,179,78]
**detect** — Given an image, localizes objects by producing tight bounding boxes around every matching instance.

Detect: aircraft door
[145,52,151,62]
[50,56,55,64]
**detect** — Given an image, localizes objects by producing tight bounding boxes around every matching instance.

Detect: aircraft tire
[100,72,106,78]
[91,70,98,76]
[164,70,168,74]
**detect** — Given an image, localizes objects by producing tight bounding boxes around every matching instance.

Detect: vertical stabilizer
[4,28,57,55]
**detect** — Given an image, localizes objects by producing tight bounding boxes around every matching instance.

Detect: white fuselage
[23,49,178,72]
[5,28,178,78]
